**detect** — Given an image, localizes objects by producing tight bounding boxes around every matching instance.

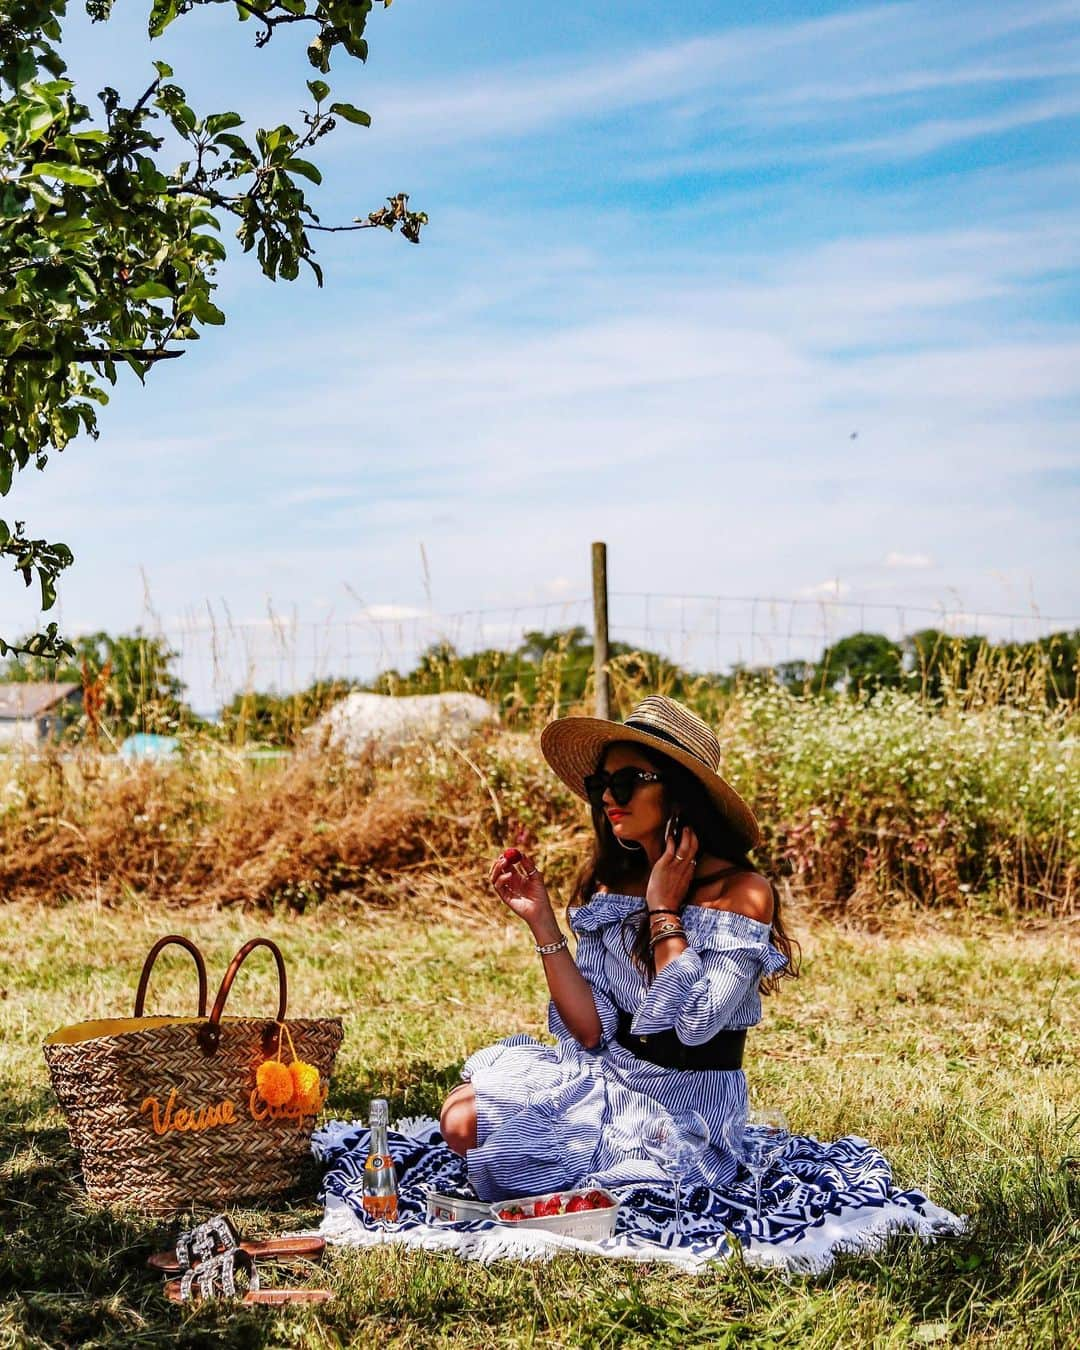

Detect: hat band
[623,719,708,765]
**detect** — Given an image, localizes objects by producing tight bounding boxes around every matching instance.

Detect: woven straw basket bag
[43,935,343,1214]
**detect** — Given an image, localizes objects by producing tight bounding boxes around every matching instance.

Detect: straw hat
[540,694,760,850]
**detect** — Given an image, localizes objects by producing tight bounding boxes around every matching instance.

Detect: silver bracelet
[535,934,569,956]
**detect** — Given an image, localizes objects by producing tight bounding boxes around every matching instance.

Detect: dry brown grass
[0,690,1075,921]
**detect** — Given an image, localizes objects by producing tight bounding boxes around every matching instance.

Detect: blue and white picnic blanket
[313,1117,964,1275]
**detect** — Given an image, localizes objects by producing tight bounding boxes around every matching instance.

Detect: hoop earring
[614,834,643,851]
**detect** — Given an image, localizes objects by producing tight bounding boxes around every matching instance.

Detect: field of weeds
[0,899,1076,1347]
[1,685,1076,919]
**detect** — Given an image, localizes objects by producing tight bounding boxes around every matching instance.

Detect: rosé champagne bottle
[362,1097,399,1222]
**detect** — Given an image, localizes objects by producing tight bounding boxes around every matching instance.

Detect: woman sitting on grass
[439,694,798,1201]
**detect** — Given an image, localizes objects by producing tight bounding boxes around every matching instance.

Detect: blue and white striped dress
[462,892,789,1202]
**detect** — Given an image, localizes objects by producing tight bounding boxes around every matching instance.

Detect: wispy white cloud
[798,580,853,598]
[745,61,1080,114]
[351,0,1080,172]
[353,603,430,621]
[362,5,896,147]
[837,92,1080,160]
[885,552,934,569]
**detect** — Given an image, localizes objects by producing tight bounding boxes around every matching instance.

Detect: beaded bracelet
[535,934,569,956]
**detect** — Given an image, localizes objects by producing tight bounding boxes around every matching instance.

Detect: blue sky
[6,1,1080,704]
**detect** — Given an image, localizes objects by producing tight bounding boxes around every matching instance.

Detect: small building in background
[0,683,82,747]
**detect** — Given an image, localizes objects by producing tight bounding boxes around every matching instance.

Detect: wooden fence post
[591,541,611,719]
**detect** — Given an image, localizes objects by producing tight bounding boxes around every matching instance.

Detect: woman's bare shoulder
[690,871,774,923]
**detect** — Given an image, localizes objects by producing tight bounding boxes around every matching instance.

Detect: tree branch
[6,348,184,363]
[232,0,321,47]
[307,221,383,233]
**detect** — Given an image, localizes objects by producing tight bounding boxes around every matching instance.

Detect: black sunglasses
[583,767,664,809]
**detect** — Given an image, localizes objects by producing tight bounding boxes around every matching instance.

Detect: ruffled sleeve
[545,898,630,1049]
[629,907,787,1044]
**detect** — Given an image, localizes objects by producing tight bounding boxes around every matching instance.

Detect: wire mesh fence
[155,591,1080,715]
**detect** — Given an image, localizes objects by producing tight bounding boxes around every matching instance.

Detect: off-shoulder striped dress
[461,892,788,1202]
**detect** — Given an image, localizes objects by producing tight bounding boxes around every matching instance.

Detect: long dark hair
[570,740,799,991]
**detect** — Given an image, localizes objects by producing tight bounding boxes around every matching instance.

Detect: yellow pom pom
[290,1060,323,1114]
[256,1058,295,1107]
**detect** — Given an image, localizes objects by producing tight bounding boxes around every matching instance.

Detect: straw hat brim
[539,716,760,851]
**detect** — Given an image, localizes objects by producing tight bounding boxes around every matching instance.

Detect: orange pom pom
[256,1058,295,1107]
[290,1060,322,1114]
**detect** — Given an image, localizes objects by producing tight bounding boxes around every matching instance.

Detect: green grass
[0,901,1077,1348]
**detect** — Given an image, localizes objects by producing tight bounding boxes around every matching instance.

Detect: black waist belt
[614,1010,746,1071]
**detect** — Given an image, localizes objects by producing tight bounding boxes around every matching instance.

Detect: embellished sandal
[148,1213,325,1275]
[163,1266,334,1305]
[155,1215,332,1305]
[149,1236,325,1275]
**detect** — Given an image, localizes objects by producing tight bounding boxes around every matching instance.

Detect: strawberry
[565,1194,592,1213]
[502,848,521,862]
[583,1190,613,1209]
[533,1194,563,1216]
[497,1205,525,1221]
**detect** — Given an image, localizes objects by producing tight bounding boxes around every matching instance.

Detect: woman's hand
[489,848,556,934]
[646,824,700,912]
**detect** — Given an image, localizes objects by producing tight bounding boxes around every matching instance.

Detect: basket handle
[197,938,288,1055]
[133,935,209,1018]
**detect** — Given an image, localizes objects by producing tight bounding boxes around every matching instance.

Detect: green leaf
[284,158,322,185]
[27,162,104,187]
[128,281,175,300]
[329,102,372,127]
[307,80,330,103]
[23,102,63,140]
[192,295,226,325]
[214,133,253,159]
[152,60,174,78]
[171,103,197,134]
[148,0,179,38]
[39,570,57,612]
[205,112,244,137]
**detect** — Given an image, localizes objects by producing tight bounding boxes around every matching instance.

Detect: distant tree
[363,628,697,721]
[1,628,187,735]
[816,632,903,696]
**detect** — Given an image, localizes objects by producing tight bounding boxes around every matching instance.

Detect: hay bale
[307,692,498,758]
